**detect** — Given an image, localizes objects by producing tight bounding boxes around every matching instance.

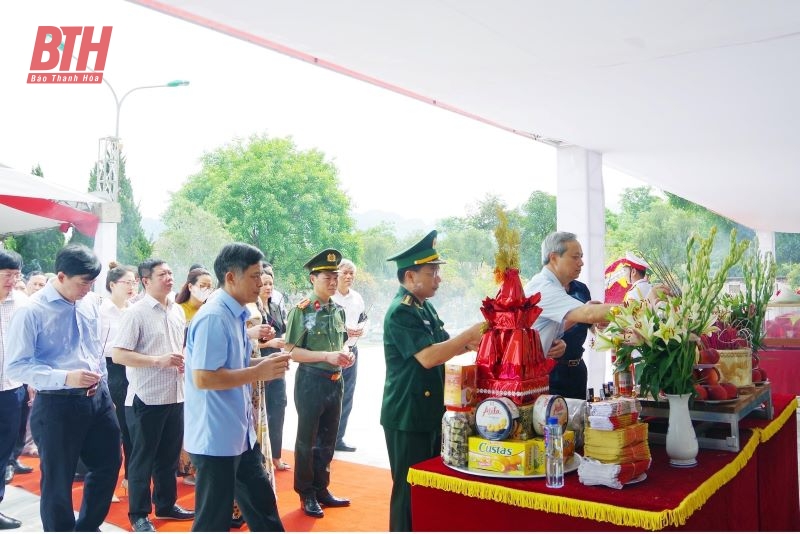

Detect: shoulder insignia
[296,298,311,310]
[401,295,413,306]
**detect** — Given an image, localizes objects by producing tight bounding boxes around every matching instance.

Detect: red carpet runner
[9,450,391,532]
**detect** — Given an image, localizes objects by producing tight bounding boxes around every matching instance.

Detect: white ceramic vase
[665,393,698,468]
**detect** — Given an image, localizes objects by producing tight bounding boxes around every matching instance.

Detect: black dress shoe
[154,505,194,521]
[301,496,324,518]
[230,515,246,529]
[3,465,13,484]
[316,490,351,507]
[130,517,155,532]
[10,460,33,475]
[0,512,21,530]
[334,441,357,452]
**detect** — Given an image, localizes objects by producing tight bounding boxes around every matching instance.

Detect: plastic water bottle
[545,416,564,488]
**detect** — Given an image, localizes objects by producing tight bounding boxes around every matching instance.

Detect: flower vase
[665,393,698,468]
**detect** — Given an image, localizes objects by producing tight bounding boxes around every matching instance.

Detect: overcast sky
[0,0,643,224]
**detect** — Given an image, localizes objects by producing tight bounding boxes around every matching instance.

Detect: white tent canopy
[130,0,800,233]
[0,164,103,237]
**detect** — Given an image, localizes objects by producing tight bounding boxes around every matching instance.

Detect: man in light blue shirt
[524,231,613,357]
[185,242,289,532]
[5,244,121,532]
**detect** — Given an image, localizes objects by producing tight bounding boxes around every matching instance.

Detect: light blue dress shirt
[184,289,256,457]
[523,267,583,355]
[5,282,105,390]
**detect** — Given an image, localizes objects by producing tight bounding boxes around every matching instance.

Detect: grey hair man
[523,231,613,356]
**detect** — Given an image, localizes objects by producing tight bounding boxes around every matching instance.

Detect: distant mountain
[141,217,166,241]
[353,210,434,237]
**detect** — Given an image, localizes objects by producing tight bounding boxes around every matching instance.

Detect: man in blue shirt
[6,244,121,532]
[185,242,289,532]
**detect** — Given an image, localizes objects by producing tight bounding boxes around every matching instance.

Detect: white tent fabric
[129,0,800,233]
[0,165,103,236]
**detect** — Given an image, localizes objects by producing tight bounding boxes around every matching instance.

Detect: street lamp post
[95,78,190,201]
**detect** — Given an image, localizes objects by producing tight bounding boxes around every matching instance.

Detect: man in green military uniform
[381,230,484,532]
[285,249,354,519]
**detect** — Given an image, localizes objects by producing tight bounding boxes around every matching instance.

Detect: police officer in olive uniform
[381,231,484,532]
[285,249,354,519]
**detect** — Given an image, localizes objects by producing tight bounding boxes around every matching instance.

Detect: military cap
[386,230,447,270]
[303,249,342,273]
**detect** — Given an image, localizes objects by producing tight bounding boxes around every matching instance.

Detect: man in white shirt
[113,259,193,532]
[524,232,613,356]
[0,250,27,530]
[330,258,367,452]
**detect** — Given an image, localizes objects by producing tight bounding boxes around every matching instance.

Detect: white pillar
[92,202,121,296]
[755,230,776,258]
[556,145,608,392]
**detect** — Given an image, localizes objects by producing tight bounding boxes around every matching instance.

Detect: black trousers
[293,366,342,498]
[9,386,29,463]
[265,378,287,459]
[189,444,284,532]
[125,397,183,520]
[383,427,440,532]
[107,357,132,479]
[0,386,24,503]
[337,346,358,443]
[31,383,121,532]
[548,359,588,400]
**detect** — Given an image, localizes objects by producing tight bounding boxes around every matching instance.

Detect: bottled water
[545,416,564,488]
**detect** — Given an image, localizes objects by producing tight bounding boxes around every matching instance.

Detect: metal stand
[95,136,120,201]
[639,384,773,452]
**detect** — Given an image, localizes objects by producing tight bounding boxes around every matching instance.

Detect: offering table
[408,394,798,531]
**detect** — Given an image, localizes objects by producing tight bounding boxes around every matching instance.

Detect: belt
[299,365,342,381]
[38,384,99,397]
[558,358,583,367]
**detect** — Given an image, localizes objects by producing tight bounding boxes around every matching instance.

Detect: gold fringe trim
[408,399,796,530]
[664,430,760,527]
[756,396,797,443]
[407,468,669,530]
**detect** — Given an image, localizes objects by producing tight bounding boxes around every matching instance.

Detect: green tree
[73,156,153,265]
[9,164,67,273]
[173,134,358,292]
[357,223,399,281]
[518,191,556,277]
[153,197,234,282]
[776,233,800,264]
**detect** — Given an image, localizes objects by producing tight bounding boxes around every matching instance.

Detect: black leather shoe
[10,460,33,475]
[3,465,13,484]
[230,515,246,529]
[0,512,21,530]
[334,441,357,452]
[154,505,194,521]
[316,490,351,507]
[301,496,324,518]
[130,517,155,532]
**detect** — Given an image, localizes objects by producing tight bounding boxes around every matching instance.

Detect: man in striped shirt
[113,259,193,532]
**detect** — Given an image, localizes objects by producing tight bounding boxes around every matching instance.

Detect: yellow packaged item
[585,422,648,449]
[468,431,574,476]
[444,363,477,408]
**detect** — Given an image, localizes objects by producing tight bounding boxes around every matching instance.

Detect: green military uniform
[285,249,347,502]
[381,231,450,532]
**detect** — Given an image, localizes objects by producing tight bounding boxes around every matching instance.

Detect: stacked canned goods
[441,406,474,467]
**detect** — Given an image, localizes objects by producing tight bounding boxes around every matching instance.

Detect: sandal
[273,460,291,471]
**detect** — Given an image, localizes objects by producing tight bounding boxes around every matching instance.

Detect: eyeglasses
[0,271,21,281]
[115,280,137,286]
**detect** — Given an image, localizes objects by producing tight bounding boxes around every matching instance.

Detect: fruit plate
[695,395,739,405]
[443,453,582,480]
[693,363,717,369]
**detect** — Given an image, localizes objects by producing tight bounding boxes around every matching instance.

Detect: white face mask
[190,287,212,303]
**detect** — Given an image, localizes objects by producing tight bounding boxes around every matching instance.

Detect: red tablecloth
[409,394,799,531]
[759,349,800,396]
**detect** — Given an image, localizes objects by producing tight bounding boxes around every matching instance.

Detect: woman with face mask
[175,267,214,325]
[174,267,213,486]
